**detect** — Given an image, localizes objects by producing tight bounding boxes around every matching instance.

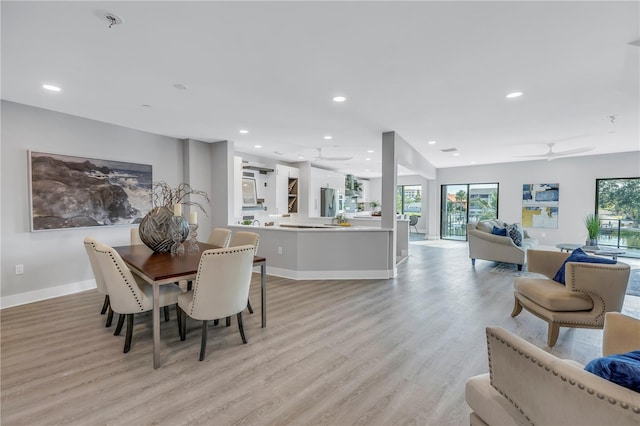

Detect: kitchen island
[228,224,395,280]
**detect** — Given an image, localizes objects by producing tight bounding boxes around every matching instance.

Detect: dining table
[114,243,267,369]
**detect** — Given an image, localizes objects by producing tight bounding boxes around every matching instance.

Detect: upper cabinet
[276,164,299,215]
[287,176,298,213]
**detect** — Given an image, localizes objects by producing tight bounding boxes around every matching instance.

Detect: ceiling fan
[311,147,352,162]
[516,142,595,161]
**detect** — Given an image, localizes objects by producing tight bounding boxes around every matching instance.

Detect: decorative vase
[139,206,189,253]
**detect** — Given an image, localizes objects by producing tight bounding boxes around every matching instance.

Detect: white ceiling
[2,1,639,178]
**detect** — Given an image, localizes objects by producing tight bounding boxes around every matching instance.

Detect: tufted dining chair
[207,228,232,248]
[130,227,143,245]
[83,237,114,327]
[177,245,256,361]
[229,231,260,316]
[93,242,183,353]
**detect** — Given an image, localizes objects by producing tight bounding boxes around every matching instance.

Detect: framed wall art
[522,183,559,228]
[29,151,153,231]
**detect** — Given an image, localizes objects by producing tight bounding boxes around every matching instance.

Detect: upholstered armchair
[512,249,631,347]
[466,313,640,425]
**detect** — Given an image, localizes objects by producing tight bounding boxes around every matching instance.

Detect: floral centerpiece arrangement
[139,182,210,253]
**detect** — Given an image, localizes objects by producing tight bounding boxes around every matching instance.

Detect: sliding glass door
[441,183,499,240]
[441,185,468,240]
[596,177,639,253]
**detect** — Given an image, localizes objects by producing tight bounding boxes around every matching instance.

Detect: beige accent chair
[229,231,260,315]
[130,227,143,245]
[512,249,630,347]
[93,242,183,353]
[177,245,255,361]
[83,237,113,326]
[466,313,640,426]
[207,228,232,248]
[467,220,538,271]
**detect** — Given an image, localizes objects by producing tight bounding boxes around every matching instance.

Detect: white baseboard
[266,266,393,280]
[1,279,96,309]
[1,265,398,308]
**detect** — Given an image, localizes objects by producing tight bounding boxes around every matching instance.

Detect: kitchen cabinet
[287,176,298,213]
[276,165,299,215]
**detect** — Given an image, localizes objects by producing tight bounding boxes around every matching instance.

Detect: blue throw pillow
[506,223,523,246]
[584,350,640,392]
[552,248,616,285]
[491,226,507,236]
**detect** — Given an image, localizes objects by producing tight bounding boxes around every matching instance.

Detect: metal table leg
[260,261,266,328]
[152,284,160,369]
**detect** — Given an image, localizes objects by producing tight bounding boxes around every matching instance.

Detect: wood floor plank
[2,240,639,425]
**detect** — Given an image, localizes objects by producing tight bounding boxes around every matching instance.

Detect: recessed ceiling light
[141,104,152,108]
[332,96,346,102]
[428,140,437,145]
[254,145,262,149]
[324,135,333,140]
[365,158,371,161]
[298,156,305,160]
[506,91,523,98]
[42,84,61,92]
[367,150,374,153]
[239,129,249,134]
[470,161,477,164]
[453,152,461,156]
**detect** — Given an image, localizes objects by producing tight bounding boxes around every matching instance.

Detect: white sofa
[467,220,538,270]
[465,313,640,425]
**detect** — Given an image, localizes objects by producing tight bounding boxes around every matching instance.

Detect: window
[396,185,422,216]
[596,177,640,252]
[441,183,498,240]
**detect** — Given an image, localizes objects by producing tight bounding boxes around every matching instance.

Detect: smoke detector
[104,12,124,28]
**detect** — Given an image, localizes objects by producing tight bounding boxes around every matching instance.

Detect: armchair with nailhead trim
[465,313,640,426]
[512,249,631,347]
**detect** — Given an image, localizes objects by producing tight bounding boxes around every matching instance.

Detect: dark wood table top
[114,243,265,282]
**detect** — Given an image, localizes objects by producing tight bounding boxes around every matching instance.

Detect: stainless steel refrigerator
[320,187,337,217]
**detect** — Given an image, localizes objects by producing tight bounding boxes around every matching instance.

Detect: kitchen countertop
[230,223,390,231]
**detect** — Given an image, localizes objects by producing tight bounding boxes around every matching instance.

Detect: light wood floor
[2,241,639,425]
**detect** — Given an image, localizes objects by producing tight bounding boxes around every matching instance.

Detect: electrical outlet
[15,264,24,275]
[278,246,283,255]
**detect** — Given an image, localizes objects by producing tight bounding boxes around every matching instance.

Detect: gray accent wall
[1,101,184,301]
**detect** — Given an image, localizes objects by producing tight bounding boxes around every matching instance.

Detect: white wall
[434,153,640,245]
[1,101,184,304]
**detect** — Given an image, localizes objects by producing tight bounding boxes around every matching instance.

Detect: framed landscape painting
[29,151,153,231]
